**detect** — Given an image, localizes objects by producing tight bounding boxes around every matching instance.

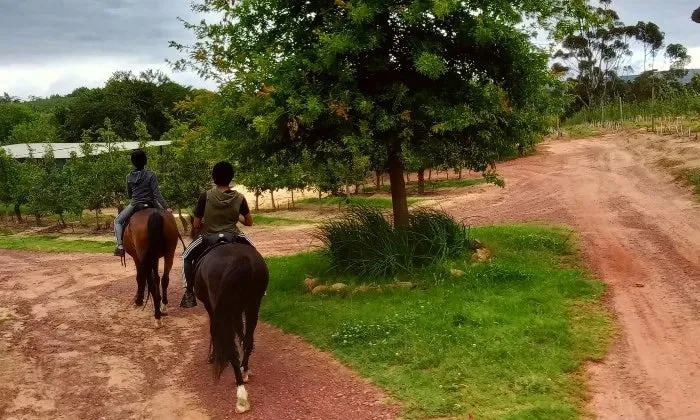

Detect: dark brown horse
[190,223,269,413]
[123,208,181,328]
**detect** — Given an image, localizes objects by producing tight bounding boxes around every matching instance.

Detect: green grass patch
[0,234,113,253]
[424,178,486,189]
[564,125,603,139]
[298,195,421,208]
[261,224,611,419]
[364,177,487,194]
[683,168,700,197]
[253,214,311,226]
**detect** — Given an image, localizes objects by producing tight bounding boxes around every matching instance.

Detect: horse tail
[139,211,165,278]
[211,257,252,380]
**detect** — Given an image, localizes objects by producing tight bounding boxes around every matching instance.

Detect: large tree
[174,0,561,226]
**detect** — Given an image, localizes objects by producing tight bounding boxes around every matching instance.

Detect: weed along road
[445,134,700,419]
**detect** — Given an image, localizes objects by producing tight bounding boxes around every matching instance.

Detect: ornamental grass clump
[317,205,469,278]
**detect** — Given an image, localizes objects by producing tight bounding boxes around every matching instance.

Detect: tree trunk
[270,190,276,210]
[59,214,66,227]
[95,209,100,230]
[14,203,22,223]
[178,208,189,233]
[388,144,409,228]
[35,213,41,226]
[428,169,432,181]
[458,169,463,179]
[405,172,410,183]
[375,171,381,192]
[291,189,295,209]
[418,167,426,195]
[255,188,260,211]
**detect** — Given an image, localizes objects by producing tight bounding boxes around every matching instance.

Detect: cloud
[0,0,211,98]
[0,0,698,98]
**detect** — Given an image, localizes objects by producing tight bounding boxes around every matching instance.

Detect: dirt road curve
[0,243,397,419]
[444,134,700,419]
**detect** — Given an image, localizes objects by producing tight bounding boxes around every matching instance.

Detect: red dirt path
[0,237,396,419]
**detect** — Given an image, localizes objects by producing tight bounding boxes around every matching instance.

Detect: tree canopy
[173,0,564,226]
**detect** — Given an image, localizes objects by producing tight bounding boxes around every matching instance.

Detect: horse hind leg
[145,267,163,328]
[134,263,146,307]
[230,313,249,413]
[160,256,174,315]
[241,302,261,383]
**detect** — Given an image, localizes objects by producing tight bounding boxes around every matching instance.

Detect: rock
[330,283,347,291]
[392,281,416,289]
[450,268,466,277]
[304,277,318,292]
[354,285,381,294]
[311,285,330,294]
[471,248,491,263]
[635,283,645,288]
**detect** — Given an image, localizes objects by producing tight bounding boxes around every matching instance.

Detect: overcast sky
[1,0,699,99]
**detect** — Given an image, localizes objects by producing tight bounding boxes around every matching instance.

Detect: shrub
[316,206,469,278]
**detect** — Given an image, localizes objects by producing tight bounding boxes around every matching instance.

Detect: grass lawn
[298,195,422,208]
[253,214,312,226]
[0,234,113,253]
[364,177,487,194]
[262,225,611,419]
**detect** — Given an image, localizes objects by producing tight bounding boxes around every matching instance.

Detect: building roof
[1,141,172,160]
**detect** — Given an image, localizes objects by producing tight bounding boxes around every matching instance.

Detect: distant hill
[620,69,700,84]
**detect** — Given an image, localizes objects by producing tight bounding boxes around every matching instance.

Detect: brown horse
[123,208,181,328]
[190,222,269,413]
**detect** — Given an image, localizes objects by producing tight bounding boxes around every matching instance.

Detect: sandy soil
[2,131,699,419]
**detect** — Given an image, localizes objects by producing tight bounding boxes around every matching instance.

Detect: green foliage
[262,225,611,418]
[9,113,60,144]
[54,70,191,142]
[26,146,82,223]
[0,103,36,143]
[174,0,562,225]
[316,206,468,277]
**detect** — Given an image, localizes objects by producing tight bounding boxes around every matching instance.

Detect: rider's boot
[179,258,197,308]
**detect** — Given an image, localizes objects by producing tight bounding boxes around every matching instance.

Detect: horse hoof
[154,319,162,329]
[134,300,143,307]
[235,386,250,413]
[160,303,168,315]
[243,370,250,383]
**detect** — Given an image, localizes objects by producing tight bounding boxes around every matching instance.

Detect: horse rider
[179,161,254,308]
[114,149,168,257]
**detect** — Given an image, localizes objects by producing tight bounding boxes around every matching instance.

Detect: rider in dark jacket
[113,149,168,257]
[180,161,253,308]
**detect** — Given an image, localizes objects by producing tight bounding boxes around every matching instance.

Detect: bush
[316,206,469,278]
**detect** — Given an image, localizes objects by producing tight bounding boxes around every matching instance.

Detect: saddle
[194,232,254,269]
[123,202,156,229]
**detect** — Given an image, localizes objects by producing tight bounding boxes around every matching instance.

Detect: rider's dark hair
[212,161,235,186]
[131,149,147,170]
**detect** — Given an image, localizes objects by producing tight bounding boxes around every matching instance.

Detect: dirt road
[444,133,700,419]
[0,236,397,419]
